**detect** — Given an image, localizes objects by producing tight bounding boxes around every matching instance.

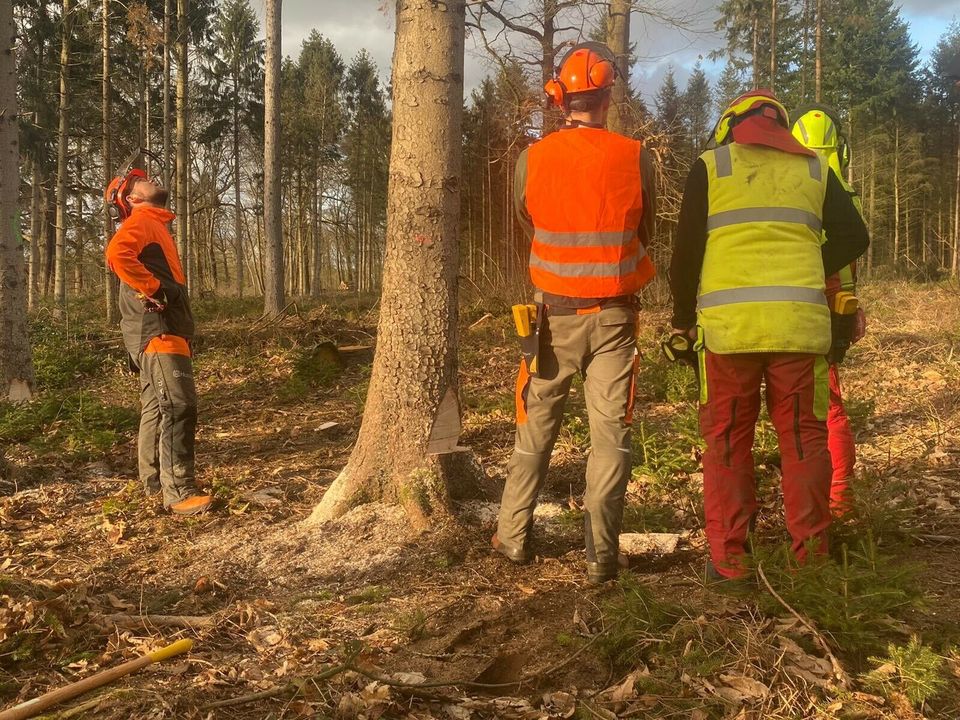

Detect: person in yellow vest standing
[493,42,657,584]
[791,104,866,514]
[670,90,869,582]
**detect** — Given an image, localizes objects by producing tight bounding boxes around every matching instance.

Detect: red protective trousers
[827,364,856,514]
[700,351,832,578]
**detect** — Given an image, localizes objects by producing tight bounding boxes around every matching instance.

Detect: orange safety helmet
[544,42,617,110]
[713,89,789,145]
[105,147,161,222]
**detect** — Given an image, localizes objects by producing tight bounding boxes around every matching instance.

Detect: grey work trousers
[138,351,198,508]
[497,304,638,565]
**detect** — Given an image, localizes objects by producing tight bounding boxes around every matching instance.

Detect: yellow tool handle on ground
[0,639,193,720]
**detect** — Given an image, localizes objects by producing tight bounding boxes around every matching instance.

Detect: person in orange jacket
[493,43,657,584]
[105,158,211,515]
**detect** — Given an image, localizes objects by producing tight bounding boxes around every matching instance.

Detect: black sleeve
[638,147,656,247]
[514,148,534,240]
[821,169,869,276]
[669,158,708,329]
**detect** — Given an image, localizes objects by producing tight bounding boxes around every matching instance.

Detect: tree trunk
[163,0,172,191]
[29,160,40,310]
[953,122,959,277]
[262,0,285,315]
[769,0,777,91]
[176,0,189,276]
[541,0,558,134]
[312,0,467,527]
[605,0,631,136]
[0,0,34,401]
[814,0,822,101]
[54,0,72,316]
[103,0,117,323]
[893,121,900,267]
[751,12,759,88]
[233,70,244,297]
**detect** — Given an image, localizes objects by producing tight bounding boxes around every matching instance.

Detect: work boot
[169,494,213,516]
[704,559,755,595]
[491,533,531,565]
[586,553,630,585]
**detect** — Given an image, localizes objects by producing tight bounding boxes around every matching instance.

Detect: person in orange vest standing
[492,43,657,584]
[105,154,211,515]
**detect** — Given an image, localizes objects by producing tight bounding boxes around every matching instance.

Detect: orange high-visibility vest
[524,127,654,298]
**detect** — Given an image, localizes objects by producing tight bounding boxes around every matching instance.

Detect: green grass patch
[0,393,137,462]
[345,585,390,606]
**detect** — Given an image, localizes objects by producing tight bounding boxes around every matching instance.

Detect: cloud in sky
[253,0,957,111]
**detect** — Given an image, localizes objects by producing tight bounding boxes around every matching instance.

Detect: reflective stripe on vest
[524,127,654,298]
[698,144,830,355]
[698,285,828,309]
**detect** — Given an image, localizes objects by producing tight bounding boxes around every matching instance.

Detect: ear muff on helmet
[714,89,789,145]
[544,41,618,109]
[105,147,162,222]
[838,134,851,171]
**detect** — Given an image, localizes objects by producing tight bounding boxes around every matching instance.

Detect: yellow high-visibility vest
[698,143,830,355]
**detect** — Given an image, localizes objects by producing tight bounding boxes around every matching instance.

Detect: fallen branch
[101,614,216,630]
[756,562,850,689]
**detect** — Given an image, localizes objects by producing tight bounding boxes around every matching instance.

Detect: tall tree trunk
[176,0,189,276]
[233,72,244,297]
[103,0,117,323]
[867,145,875,273]
[769,0,777,91]
[541,0,558,134]
[814,0,822,101]
[893,122,900,267]
[751,12,759,88]
[163,0,172,190]
[953,123,960,277]
[605,0,631,135]
[54,0,72,316]
[312,0,467,526]
[0,1,34,401]
[801,0,809,100]
[262,0,285,315]
[29,160,40,310]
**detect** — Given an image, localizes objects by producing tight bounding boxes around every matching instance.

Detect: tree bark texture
[814,0,822,101]
[163,0,172,191]
[0,0,34,401]
[312,0,466,527]
[605,0,631,136]
[262,0,284,315]
[103,0,117,323]
[176,0,189,272]
[54,0,71,315]
[233,68,244,297]
[769,0,777,91]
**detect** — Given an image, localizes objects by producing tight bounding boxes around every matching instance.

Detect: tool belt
[828,291,858,365]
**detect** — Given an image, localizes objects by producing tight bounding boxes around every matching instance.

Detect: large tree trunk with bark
[103,0,117,323]
[262,0,284,315]
[311,0,466,528]
[163,0,172,191]
[233,75,244,297]
[0,1,34,401]
[54,0,71,316]
[176,0,189,274]
[606,0,631,136]
[814,0,822,101]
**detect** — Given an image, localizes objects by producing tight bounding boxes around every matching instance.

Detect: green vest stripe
[706,207,822,233]
[698,285,828,309]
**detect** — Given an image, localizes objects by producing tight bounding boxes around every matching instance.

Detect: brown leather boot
[491,533,531,564]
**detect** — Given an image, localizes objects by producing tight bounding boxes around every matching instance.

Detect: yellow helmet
[713,89,789,146]
[791,104,849,175]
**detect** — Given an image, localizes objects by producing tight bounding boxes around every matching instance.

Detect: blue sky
[255,0,957,111]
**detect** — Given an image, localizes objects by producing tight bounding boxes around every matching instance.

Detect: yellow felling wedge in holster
[511,304,540,376]
[833,291,858,315]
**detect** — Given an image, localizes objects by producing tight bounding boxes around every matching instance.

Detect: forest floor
[2,281,960,720]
